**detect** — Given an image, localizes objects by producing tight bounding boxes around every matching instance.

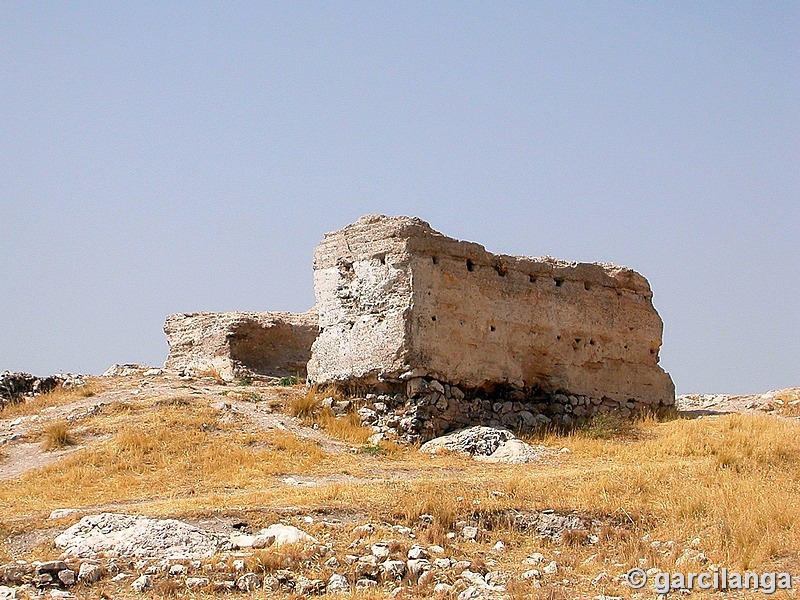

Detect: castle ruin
[307,215,675,440]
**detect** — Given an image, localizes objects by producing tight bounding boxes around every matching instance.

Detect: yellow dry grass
[1,387,798,599]
[40,420,74,450]
[0,403,354,518]
[289,385,373,444]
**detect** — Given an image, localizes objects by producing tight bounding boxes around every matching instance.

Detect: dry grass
[0,378,105,418]
[40,420,75,450]
[1,382,798,598]
[0,403,355,517]
[193,366,226,384]
[289,386,373,444]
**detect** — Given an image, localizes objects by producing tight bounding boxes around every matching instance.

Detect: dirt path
[0,442,81,482]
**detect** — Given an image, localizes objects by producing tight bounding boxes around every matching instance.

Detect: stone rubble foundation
[352,375,673,442]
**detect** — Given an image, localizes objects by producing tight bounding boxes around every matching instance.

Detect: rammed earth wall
[164,310,317,381]
[307,215,675,441]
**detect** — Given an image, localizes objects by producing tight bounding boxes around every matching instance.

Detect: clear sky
[1,2,797,394]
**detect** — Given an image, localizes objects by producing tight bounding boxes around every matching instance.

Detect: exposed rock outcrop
[55,513,230,559]
[0,371,85,409]
[308,215,674,439]
[163,310,317,382]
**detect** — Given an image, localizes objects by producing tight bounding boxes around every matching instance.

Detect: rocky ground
[0,370,798,599]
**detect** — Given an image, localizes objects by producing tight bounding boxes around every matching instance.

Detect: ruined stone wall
[308,215,675,440]
[164,310,317,381]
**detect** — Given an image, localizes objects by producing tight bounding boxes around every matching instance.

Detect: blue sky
[1,2,797,394]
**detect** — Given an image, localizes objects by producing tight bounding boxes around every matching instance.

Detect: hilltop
[0,369,797,599]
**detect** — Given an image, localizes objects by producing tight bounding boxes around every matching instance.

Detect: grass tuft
[194,367,226,384]
[577,412,639,439]
[41,421,74,451]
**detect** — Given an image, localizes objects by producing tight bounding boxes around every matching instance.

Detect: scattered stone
[542,561,559,575]
[131,574,151,592]
[407,546,429,560]
[352,524,375,537]
[406,559,431,577]
[512,510,596,542]
[229,534,255,549]
[212,580,235,592]
[355,555,379,579]
[420,426,514,457]
[371,542,391,559]
[324,556,339,568]
[37,561,68,574]
[675,548,708,567]
[260,524,317,547]
[382,559,407,579]
[462,526,479,541]
[185,577,209,589]
[521,569,541,580]
[327,573,349,593]
[421,426,550,464]
[48,509,78,520]
[434,558,452,569]
[102,364,151,378]
[77,563,102,584]
[0,587,16,600]
[236,573,261,592]
[57,570,75,586]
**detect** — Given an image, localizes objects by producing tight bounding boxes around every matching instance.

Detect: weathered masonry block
[307,215,675,440]
[164,310,317,382]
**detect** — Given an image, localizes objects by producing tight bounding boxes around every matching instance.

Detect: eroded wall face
[306,218,415,385]
[408,248,674,405]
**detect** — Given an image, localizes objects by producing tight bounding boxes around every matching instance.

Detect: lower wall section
[354,376,676,443]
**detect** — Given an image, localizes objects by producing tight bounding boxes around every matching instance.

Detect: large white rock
[420,426,549,464]
[259,524,317,547]
[54,513,228,559]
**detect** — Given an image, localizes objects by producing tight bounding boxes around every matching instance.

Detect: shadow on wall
[229,321,313,379]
